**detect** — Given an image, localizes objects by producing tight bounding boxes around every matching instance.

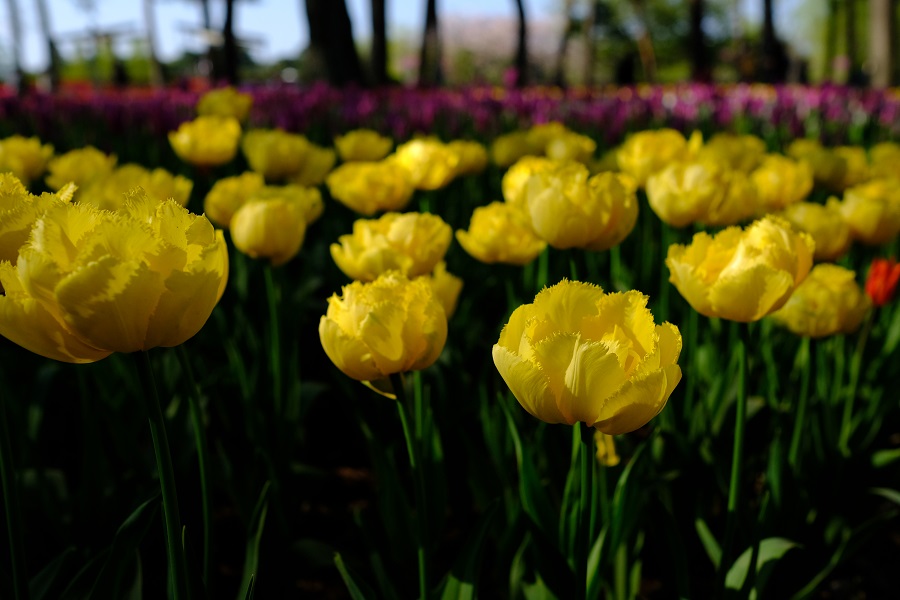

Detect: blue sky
[2,0,790,72]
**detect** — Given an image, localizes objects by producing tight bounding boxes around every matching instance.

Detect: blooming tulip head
[865,258,900,307]
[502,156,558,208]
[751,154,814,212]
[0,174,70,266]
[230,185,323,266]
[0,191,228,362]
[448,140,489,176]
[391,138,460,190]
[456,201,547,265]
[423,261,463,318]
[490,131,531,167]
[870,142,900,180]
[169,116,242,168]
[0,135,54,185]
[45,146,117,191]
[545,131,596,164]
[666,216,815,322]
[838,179,900,245]
[493,280,681,434]
[203,171,265,228]
[289,143,337,187]
[778,200,852,262]
[524,163,638,251]
[770,264,870,338]
[326,161,414,216]
[242,129,310,182]
[331,212,452,281]
[80,164,192,211]
[334,129,393,162]
[319,271,448,385]
[646,160,731,228]
[616,129,689,188]
[696,133,766,173]
[196,86,253,121]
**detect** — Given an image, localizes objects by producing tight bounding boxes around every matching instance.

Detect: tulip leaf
[882,303,900,356]
[440,500,498,600]
[872,448,900,468]
[89,496,160,599]
[870,486,900,507]
[29,547,77,600]
[237,481,271,600]
[334,552,377,600]
[695,518,721,569]
[725,537,798,595]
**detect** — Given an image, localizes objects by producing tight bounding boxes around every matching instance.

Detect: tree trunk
[583,0,596,86]
[825,0,838,80]
[632,0,657,83]
[689,0,711,82]
[35,0,62,90]
[512,0,528,86]
[553,0,575,87]
[371,0,389,85]
[760,0,786,82]
[845,0,857,74]
[223,0,239,84]
[868,0,895,87]
[142,0,164,87]
[3,0,24,94]
[419,0,442,86]
[304,0,365,86]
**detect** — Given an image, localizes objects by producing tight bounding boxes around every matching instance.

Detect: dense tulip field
[0,83,899,599]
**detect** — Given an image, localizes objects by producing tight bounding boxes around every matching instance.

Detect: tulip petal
[530,280,605,339]
[593,364,681,434]
[532,332,626,424]
[360,301,409,375]
[143,267,222,349]
[492,345,567,424]
[318,316,384,381]
[709,263,794,322]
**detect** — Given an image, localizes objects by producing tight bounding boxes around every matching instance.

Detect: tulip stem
[576,422,594,600]
[390,372,429,600]
[135,351,189,600]
[0,385,28,600]
[788,337,812,470]
[177,345,212,589]
[537,247,549,292]
[264,266,282,415]
[717,332,747,597]
[839,309,873,456]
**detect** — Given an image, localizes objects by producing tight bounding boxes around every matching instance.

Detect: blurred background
[0,0,897,92]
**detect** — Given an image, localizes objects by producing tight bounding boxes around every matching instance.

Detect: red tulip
[865,258,900,307]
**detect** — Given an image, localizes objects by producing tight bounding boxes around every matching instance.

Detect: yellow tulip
[501,156,558,208]
[490,131,531,167]
[230,187,321,266]
[666,216,815,322]
[196,86,253,121]
[169,116,242,167]
[778,200,851,262]
[391,138,460,190]
[770,264,870,338]
[751,154,814,212]
[595,431,620,467]
[0,135,54,185]
[545,131,596,164]
[839,178,900,245]
[701,170,759,227]
[493,280,681,434]
[319,271,447,383]
[334,129,393,162]
[616,129,689,188]
[0,191,228,362]
[448,140,489,176]
[0,174,68,265]
[242,129,310,181]
[289,143,336,187]
[80,164,193,211]
[326,161,414,216]
[203,171,265,228]
[423,261,463,318]
[646,160,730,228]
[869,142,900,180]
[697,133,766,173]
[524,163,638,251]
[833,146,870,190]
[525,122,569,154]
[45,146,117,191]
[331,212,452,281]
[456,201,546,265]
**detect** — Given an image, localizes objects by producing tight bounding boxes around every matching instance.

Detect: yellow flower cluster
[79,164,192,211]
[0,135,54,184]
[770,264,870,338]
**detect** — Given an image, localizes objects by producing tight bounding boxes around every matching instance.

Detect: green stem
[177,346,212,589]
[610,245,622,291]
[135,351,188,600]
[788,337,812,470]
[684,309,699,437]
[576,423,594,600]
[537,247,549,292]
[0,385,28,600]
[717,332,747,597]
[390,373,429,600]
[264,266,282,415]
[839,310,873,456]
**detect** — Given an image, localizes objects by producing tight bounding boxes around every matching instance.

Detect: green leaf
[334,552,377,600]
[872,447,900,468]
[440,500,499,600]
[89,496,160,599]
[29,547,77,600]
[870,487,900,506]
[695,518,721,569]
[237,481,271,600]
[725,538,798,593]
